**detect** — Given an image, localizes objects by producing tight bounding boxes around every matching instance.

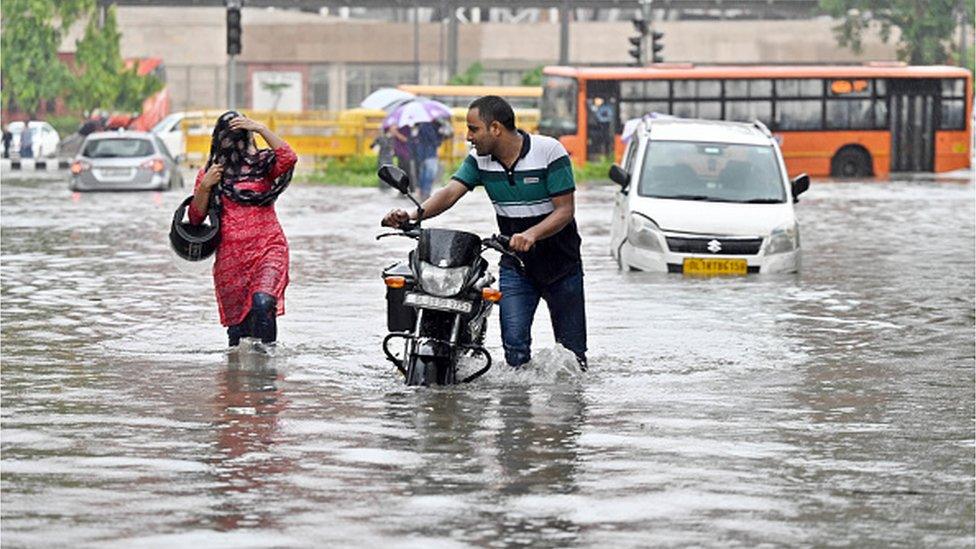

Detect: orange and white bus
[539,64,972,177]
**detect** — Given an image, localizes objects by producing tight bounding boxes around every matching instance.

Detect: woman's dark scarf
[205,111,292,206]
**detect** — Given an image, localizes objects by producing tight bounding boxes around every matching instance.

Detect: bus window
[775,79,823,98]
[776,100,822,130]
[826,99,877,129]
[621,101,669,122]
[673,100,720,119]
[673,79,721,100]
[540,75,578,136]
[940,78,967,130]
[727,101,772,125]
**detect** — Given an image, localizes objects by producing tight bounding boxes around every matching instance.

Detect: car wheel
[831,147,873,178]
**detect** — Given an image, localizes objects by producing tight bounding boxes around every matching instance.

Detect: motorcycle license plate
[403,292,472,314]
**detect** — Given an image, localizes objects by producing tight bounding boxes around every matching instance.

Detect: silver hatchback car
[69,131,184,191]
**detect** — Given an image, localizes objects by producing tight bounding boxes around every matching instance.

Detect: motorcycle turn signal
[481,288,502,302]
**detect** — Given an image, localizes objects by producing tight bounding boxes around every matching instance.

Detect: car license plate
[683,258,748,276]
[97,167,132,178]
[403,292,472,314]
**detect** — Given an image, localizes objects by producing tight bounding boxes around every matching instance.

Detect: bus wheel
[831,147,873,178]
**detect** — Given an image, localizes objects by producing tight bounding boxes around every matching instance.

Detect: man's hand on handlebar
[509,232,536,253]
[381,208,412,228]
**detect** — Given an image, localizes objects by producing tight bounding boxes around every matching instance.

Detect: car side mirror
[378,164,410,194]
[791,173,810,202]
[609,164,630,190]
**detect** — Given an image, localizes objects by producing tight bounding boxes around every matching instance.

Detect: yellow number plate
[683,258,748,276]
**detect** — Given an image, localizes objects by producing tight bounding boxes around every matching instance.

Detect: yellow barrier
[181,107,539,167]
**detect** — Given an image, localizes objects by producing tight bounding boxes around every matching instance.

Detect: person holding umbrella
[382,99,452,197]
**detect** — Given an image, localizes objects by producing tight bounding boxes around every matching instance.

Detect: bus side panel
[777,131,890,178]
[934,130,971,173]
[559,135,588,166]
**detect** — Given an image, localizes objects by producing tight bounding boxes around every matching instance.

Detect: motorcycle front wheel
[406,354,454,386]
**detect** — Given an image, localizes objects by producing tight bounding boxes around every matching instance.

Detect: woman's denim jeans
[498,264,587,369]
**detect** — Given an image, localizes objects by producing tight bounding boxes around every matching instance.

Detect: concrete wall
[59,7,902,111]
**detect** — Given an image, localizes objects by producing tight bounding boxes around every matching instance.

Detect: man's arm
[509,192,575,252]
[381,179,469,227]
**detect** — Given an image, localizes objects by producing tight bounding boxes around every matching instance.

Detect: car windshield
[638,141,786,203]
[82,138,154,158]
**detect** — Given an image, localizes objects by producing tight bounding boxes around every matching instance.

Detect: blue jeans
[418,156,438,198]
[498,264,587,369]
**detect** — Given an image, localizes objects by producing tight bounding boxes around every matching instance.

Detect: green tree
[69,6,162,115]
[0,0,93,116]
[448,62,484,85]
[520,65,544,86]
[820,0,974,65]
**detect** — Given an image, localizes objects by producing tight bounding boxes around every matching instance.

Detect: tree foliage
[820,0,974,64]
[69,6,162,114]
[449,62,484,85]
[1,0,93,116]
[520,66,544,86]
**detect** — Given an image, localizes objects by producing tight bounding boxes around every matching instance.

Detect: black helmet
[169,195,220,261]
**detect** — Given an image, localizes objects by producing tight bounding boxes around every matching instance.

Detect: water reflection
[210,347,289,532]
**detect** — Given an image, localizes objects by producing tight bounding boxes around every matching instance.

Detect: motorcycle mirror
[378,164,410,194]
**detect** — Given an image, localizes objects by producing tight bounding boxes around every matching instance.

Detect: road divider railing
[180,107,540,169]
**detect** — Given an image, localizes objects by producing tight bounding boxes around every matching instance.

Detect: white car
[6,121,61,159]
[150,112,187,162]
[609,117,810,275]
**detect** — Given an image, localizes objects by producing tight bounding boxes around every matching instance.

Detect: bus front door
[889,79,938,172]
[586,80,620,162]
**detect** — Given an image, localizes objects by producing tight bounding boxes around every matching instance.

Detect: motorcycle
[377,165,521,386]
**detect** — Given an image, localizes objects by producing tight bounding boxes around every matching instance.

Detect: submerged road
[1,170,973,546]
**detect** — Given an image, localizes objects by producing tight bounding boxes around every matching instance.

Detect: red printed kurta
[189,144,297,327]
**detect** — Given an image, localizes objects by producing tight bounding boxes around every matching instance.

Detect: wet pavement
[1,169,974,547]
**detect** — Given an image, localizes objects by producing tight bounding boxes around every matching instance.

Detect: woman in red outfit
[189,111,297,347]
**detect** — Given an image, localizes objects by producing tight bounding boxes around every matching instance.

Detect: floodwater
[2,169,973,547]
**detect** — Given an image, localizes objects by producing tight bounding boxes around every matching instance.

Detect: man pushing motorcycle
[382,95,588,371]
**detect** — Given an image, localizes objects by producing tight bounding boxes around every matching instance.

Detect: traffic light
[651,30,664,63]
[627,35,642,66]
[226,6,242,56]
[629,18,647,66]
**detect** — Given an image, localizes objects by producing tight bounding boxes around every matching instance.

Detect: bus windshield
[638,141,786,203]
[539,75,577,136]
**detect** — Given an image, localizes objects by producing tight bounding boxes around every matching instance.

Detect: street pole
[641,0,652,65]
[559,0,570,65]
[414,2,421,83]
[228,56,236,110]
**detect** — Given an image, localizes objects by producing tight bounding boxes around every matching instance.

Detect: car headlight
[764,223,799,255]
[417,262,469,297]
[627,213,663,252]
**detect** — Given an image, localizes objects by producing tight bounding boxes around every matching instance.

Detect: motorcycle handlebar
[482,234,524,270]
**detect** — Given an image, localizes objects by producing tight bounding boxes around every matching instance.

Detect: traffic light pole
[228,55,237,110]
[640,0,652,64]
[226,0,242,110]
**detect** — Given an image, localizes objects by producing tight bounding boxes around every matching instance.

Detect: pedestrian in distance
[188,111,297,349]
[413,121,443,200]
[389,124,414,190]
[371,129,395,191]
[2,128,12,159]
[382,95,588,370]
[19,120,33,159]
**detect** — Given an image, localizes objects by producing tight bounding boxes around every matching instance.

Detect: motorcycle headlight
[764,223,800,255]
[627,213,663,252]
[417,262,469,297]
